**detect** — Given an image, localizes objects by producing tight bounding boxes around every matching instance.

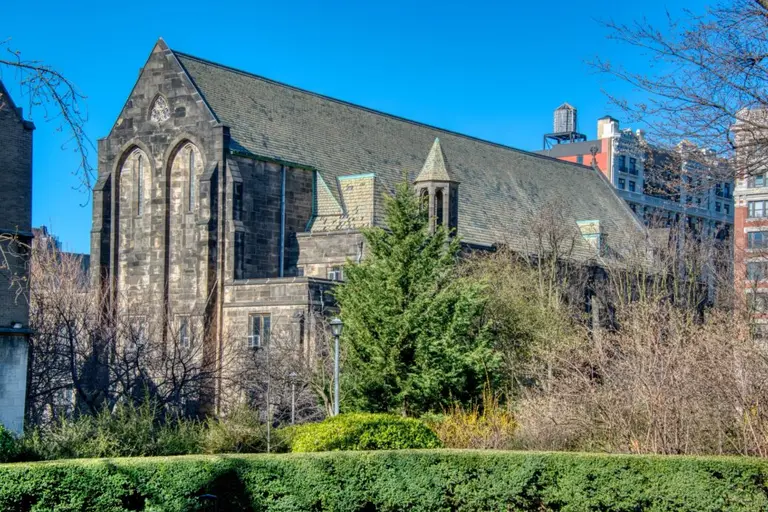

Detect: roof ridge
[170,49,596,174]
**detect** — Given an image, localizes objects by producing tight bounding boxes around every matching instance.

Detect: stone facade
[92,40,649,409]
[0,80,34,433]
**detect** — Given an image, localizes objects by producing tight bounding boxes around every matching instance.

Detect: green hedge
[282,413,441,452]
[2,450,768,511]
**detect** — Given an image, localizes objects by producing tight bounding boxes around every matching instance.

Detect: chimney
[597,116,619,139]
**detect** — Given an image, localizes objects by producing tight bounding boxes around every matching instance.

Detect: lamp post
[289,371,297,425]
[329,317,343,416]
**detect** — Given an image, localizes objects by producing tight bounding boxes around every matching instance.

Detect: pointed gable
[415,138,456,183]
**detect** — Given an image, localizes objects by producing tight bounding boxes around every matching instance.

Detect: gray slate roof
[173,51,645,258]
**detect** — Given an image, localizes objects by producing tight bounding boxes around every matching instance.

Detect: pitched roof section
[172,50,645,257]
[415,138,456,183]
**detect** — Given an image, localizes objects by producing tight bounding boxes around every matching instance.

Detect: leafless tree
[593,0,768,179]
[0,38,93,191]
[26,242,234,426]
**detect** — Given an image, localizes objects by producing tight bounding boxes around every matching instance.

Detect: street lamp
[289,371,298,425]
[329,317,343,416]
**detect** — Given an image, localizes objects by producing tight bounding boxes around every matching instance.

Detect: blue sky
[1,0,700,253]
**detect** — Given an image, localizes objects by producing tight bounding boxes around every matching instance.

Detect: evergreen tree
[334,181,498,415]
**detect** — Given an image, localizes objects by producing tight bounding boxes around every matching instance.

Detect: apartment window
[749,292,768,313]
[748,231,768,249]
[233,181,243,221]
[724,183,731,197]
[618,155,626,172]
[749,200,768,218]
[327,265,343,281]
[715,202,721,213]
[628,181,636,192]
[188,148,196,212]
[754,175,766,188]
[136,154,144,217]
[234,231,244,279]
[248,314,271,348]
[748,262,768,281]
[629,157,637,175]
[178,316,190,348]
[725,203,730,214]
[618,178,626,190]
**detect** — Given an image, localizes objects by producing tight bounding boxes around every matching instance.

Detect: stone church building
[91,39,645,408]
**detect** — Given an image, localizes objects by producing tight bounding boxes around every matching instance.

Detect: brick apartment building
[538,104,734,241]
[92,40,649,409]
[733,109,768,326]
[0,80,34,434]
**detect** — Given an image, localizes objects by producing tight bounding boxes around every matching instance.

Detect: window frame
[178,316,191,349]
[187,147,196,212]
[234,231,244,280]
[618,177,626,190]
[628,180,636,192]
[233,181,243,221]
[749,200,768,218]
[248,314,271,349]
[136,153,144,217]
[327,265,343,281]
[748,231,768,250]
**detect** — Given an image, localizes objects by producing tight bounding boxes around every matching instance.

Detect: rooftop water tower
[544,103,587,149]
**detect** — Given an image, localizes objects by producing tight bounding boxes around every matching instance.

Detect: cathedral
[91,39,645,407]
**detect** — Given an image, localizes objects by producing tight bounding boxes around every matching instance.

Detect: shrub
[3,451,768,511]
[202,406,267,454]
[425,391,517,449]
[17,401,206,461]
[284,413,441,452]
[0,425,17,463]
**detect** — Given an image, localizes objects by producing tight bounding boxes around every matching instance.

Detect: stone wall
[91,39,223,325]
[227,156,314,280]
[0,335,28,434]
[297,231,365,278]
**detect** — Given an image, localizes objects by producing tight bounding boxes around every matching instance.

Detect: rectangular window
[715,202,721,212]
[327,265,343,281]
[749,292,768,312]
[248,314,271,348]
[618,178,625,190]
[617,155,626,172]
[629,157,637,175]
[178,316,190,348]
[756,175,766,188]
[725,203,730,214]
[748,262,768,281]
[749,200,768,218]
[724,183,731,197]
[628,181,636,192]
[234,231,244,279]
[748,231,768,249]
[233,182,243,221]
